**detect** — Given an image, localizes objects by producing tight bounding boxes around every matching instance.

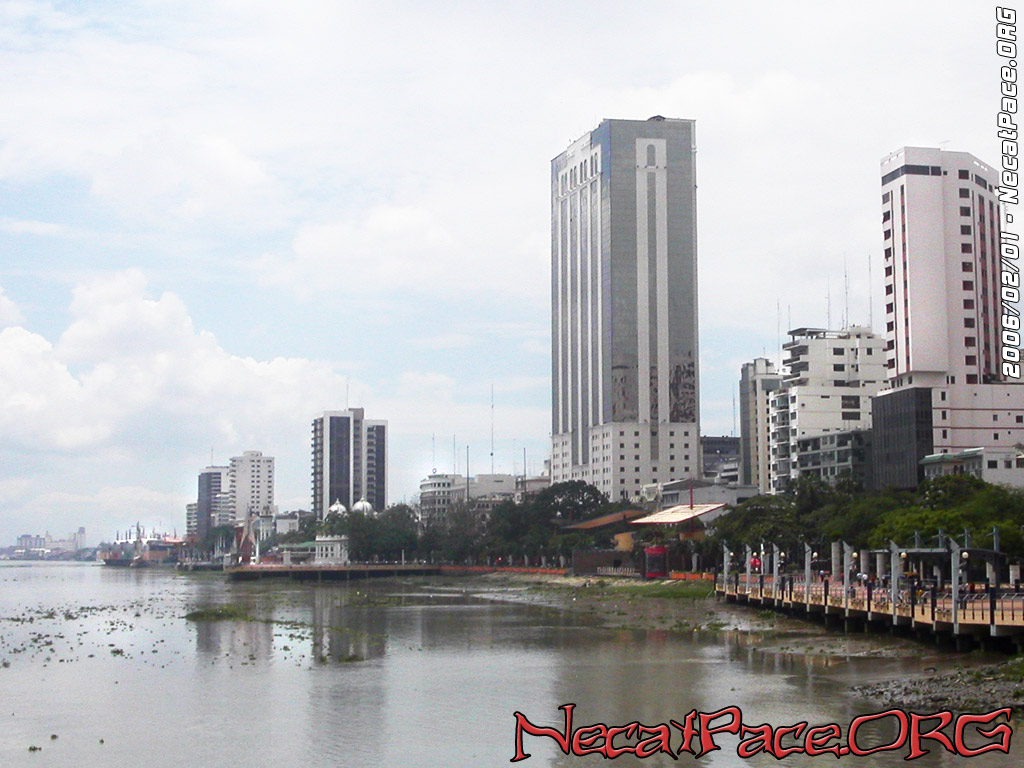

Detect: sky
[0,0,1012,545]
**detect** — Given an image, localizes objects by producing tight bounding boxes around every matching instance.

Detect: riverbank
[451,571,1024,712]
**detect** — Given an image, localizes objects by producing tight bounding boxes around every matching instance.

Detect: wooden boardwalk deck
[718,576,1024,647]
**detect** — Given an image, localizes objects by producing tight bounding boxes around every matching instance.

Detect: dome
[351,497,373,515]
[328,499,347,515]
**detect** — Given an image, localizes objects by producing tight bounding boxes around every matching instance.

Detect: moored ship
[101,525,184,567]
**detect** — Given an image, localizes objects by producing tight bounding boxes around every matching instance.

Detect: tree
[530,480,608,523]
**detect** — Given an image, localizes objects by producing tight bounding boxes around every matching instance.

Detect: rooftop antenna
[843,256,850,329]
[490,384,495,475]
[826,275,832,329]
[732,386,737,437]
[867,250,874,329]
[776,300,781,368]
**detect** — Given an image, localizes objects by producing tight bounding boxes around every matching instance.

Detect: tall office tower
[196,465,230,541]
[769,327,886,492]
[228,450,275,525]
[739,357,783,494]
[873,147,1024,489]
[550,117,700,501]
[311,409,388,518]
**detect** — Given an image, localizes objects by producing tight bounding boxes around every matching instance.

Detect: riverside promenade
[717,573,1024,650]
[225,563,569,581]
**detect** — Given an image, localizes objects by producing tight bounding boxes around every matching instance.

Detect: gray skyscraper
[550,117,700,501]
[311,409,388,517]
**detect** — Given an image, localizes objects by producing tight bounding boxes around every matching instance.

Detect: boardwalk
[717,575,1024,649]
[226,563,442,580]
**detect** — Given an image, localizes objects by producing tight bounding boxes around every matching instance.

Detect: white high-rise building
[228,450,275,526]
[550,117,700,501]
[770,327,886,492]
[311,409,388,518]
[872,147,1024,488]
[739,358,782,494]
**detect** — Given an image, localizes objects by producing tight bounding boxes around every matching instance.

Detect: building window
[959,188,970,198]
[959,170,970,179]
[960,206,971,216]
[961,225,972,235]
[965,336,976,347]
[961,243,973,254]
[833,363,845,371]
[988,460,998,469]
[964,299,975,309]
[966,374,979,383]
[966,355,977,365]
[963,280,974,290]
[964,317,975,328]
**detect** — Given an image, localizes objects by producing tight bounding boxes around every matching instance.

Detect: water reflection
[0,565,1017,768]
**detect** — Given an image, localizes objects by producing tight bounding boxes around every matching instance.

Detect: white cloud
[0,270,551,541]
[410,333,477,350]
[0,286,25,328]
[0,217,68,237]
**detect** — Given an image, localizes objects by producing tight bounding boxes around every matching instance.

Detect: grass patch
[607,581,714,600]
[184,604,252,622]
[995,656,1024,683]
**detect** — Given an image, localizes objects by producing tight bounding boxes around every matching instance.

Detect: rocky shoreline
[455,572,1024,715]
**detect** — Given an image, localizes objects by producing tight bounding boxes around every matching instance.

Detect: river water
[0,562,1017,767]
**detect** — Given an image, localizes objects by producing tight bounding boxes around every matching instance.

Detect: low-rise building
[794,429,873,488]
[921,446,1024,487]
[770,326,886,492]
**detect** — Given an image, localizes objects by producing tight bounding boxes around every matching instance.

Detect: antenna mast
[868,251,874,329]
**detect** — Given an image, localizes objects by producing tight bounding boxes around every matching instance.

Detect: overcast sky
[0,0,1010,545]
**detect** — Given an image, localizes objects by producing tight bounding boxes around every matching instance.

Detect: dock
[717,575,1024,650]
[226,563,442,580]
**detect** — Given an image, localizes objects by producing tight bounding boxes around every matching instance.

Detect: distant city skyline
[0,2,1011,542]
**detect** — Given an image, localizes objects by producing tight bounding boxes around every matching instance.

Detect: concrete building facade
[769,327,886,492]
[196,465,231,539]
[228,450,276,525]
[739,357,782,493]
[311,409,388,518]
[550,116,700,500]
[872,147,1024,488]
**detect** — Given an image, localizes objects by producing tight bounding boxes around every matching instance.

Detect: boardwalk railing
[717,574,1024,639]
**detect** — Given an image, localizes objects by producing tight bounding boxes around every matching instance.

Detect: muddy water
[0,562,1017,767]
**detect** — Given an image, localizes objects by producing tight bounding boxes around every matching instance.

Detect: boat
[101,524,184,567]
